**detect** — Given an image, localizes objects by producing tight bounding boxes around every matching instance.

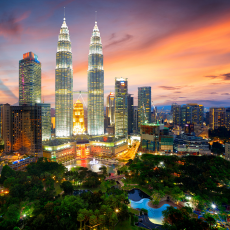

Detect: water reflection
[65,159,116,173]
[128,188,150,201]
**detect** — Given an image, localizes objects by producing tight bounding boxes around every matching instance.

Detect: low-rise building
[140,123,173,153]
[0,155,37,172]
[89,136,128,156]
[43,139,76,163]
[174,134,210,155]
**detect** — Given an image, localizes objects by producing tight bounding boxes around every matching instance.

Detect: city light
[211,204,216,209]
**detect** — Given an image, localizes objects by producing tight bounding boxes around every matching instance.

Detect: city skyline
[1,0,230,108]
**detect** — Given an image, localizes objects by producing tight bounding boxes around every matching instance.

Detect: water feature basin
[130,198,170,225]
[128,188,150,201]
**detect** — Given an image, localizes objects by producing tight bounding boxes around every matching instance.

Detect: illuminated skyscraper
[138,87,151,130]
[115,78,128,137]
[73,100,85,135]
[127,94,134,134]
[55,16,73,137]
[2,104,42,156]
[106,93,115,124]
[87,21,104,135]
[37,103,51,141]
[209,107,225,130]
[19,52,41,106]
[171,103,181,127]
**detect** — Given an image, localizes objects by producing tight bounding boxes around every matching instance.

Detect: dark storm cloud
[174,91,182,93]
[179,97,186,98]
[210,92,218,94]
[104,34,133,49]
[0,79,17,99]
[221,93,230,95]
[159,86,181,90]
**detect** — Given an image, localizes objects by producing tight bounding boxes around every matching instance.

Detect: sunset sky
[1,0,230,108]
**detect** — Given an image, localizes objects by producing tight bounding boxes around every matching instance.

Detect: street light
[211,204,216,209]
[115,209,119,213]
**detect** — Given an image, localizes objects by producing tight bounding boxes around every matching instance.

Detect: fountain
[89,158,99,165]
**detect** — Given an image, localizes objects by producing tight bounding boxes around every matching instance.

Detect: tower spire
[95,11,97,22]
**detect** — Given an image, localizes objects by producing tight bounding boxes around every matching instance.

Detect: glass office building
[138,87,151,131]
[106,93,115,125]
[115,78,128,137]
[87,21,104,135]
[19,52,41,106]
[37,103,51,141]
[55,16,73,137]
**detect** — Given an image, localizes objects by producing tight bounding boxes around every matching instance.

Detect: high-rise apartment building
[106,93,115,125]
[87,21,104,135]
[55,16,73,137]
[2,104,42,156]
[173,103,204,127]
[171,103,181,126]
[188,103,204,125]
[73,100,85,135]
[209,107,226,130]
[115,78,128,137]
[133,106,138,133]
[181,105,192,127]
[0,104,2,139]
[127,94,134,135]
[138,87,151,130]
[226,108,230,131]
[19,52,41,106]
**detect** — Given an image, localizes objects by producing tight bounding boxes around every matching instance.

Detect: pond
[73,189,92,196]
[128,188,150,201]
[65,159,116,174]
[130,198,171,225]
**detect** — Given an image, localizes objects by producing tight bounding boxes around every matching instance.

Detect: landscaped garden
[0,154,230,229]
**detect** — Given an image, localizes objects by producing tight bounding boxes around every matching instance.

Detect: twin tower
[55,16,104,137]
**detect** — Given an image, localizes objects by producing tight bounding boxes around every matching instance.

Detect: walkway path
[148,200,181,209]
[138,214,162,229]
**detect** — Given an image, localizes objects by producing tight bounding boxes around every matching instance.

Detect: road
[116,141,140,161]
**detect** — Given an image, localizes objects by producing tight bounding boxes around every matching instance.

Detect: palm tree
[204,213,216,229]
[77,213,84,230]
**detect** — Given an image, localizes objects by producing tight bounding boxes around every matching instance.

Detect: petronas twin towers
[55,16,104,137]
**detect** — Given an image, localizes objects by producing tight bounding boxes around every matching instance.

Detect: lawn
[54,182,62,195]
[115,217,139,230]
[122,182,152,196]
[73,180,116,193]
[129,207,140,215]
